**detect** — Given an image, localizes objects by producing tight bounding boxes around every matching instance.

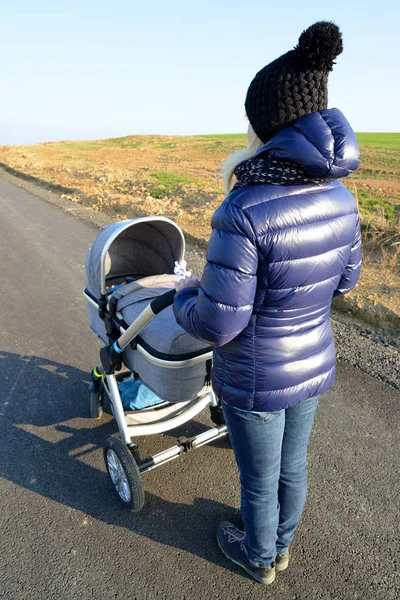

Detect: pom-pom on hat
[245,21,343,143]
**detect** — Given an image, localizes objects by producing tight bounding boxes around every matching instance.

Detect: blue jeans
[222,396,319,568]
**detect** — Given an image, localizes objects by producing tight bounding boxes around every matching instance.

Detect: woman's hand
[174,276,201,292]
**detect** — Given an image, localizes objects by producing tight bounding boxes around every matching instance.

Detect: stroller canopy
[86,217,185,298]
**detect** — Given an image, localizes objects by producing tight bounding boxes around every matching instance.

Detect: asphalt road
[0,175,399,600]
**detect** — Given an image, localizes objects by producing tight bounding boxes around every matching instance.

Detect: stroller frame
[83,217,227,511]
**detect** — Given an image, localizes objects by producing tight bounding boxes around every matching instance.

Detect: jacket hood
[257,108,360,179]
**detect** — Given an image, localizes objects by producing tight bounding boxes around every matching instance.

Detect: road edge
[0,164,112,231]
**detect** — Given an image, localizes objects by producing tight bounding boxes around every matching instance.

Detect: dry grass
[381,243,400,270]
[0,132,399,328]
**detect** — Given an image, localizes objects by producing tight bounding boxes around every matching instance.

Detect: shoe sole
[217,536,276,585]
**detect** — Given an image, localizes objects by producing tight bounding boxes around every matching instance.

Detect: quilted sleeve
[333,214,362,298]
[173,202,258,346]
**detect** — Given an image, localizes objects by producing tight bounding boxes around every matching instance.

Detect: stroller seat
[108,273,212,404]
[110,274,210,360]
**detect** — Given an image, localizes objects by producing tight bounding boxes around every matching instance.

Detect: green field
[355,133,400,148]
[195,132,400,147]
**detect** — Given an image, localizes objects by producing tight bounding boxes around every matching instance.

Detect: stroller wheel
[90,388,104,419]
[103,437,145,512]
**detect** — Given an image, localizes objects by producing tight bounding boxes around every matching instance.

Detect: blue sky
[1,0,399,144]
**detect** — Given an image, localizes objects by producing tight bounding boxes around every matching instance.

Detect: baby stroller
[84,217,227,512]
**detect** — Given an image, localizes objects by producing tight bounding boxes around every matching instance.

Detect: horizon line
[2,131,400,147]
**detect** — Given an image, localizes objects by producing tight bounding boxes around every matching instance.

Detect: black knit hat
[245,21,343,143]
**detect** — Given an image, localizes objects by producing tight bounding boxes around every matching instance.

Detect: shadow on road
[0,350,237,569]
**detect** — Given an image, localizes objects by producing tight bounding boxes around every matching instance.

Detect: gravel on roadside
[331,319,399,390]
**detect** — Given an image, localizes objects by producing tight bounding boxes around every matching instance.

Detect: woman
[173,21,362,586]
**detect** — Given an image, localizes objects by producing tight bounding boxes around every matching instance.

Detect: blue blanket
[117,378,164,411]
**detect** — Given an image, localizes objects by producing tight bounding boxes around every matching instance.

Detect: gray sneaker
[275,551,290,572]
[216,521,276,585]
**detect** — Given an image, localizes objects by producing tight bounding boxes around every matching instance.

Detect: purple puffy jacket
[173,109,362,412]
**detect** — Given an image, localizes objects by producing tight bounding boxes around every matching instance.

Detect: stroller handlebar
[150,289,176,315]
